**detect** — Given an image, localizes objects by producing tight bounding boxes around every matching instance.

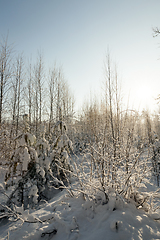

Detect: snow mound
[1,190,160,240]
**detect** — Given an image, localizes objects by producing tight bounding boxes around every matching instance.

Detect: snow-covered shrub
[150,135,160,186]
[4,124,51,209]
[35,123,50,168]
[34,122,59,199]
[71,142,152,213]
[50,117,73,183]
[69,109,152,211]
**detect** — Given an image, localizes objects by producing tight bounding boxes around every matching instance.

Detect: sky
[1,0,160,113]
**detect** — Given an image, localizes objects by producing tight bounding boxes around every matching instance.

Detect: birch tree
[33,53,45,137]
[0,36,13,126]
[11,54,24,135]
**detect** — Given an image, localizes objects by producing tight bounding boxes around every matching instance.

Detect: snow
[26,133,36,146]
[22,147,30,171]
[36,138,49,150]
[68,140,73,150]
[58,139,64,149]
[0,183,4,192]
[1,149,160,240]
[1,188,160,240]
[0,168,160,240]
[29,185,38,204]
[44,157,51,171]
[62,150,68,159]
[37,166,45,179]
[19,136,26,146]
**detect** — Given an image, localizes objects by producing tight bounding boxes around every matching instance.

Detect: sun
[136,85,151,104]
[129,84,156,112]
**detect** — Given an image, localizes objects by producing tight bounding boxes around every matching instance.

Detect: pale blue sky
[1,0,160,112]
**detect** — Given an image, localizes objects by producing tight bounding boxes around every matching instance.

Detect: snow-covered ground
[1,188,160,240]
[1,165,160,239]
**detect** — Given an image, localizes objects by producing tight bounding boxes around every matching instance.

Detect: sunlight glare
[129,84,156,112]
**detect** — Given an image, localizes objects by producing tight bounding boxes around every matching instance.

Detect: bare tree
[50,67,74,124]
[47,65,75,139]
[33,52,45,137]
[23,59,34,132]
[153,27,160,103]
[11,54,24,135]
[48,66,57,133]
[28,62,33,130]
[104,54,117,161]
[0,36,13,127]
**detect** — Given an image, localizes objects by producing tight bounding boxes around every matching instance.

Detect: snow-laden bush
[3,112,74,209]
[50,119,73,183]
[67,144,152,216]
[62,112,153,212]
[150,135,160,186]
[4,125,51,209]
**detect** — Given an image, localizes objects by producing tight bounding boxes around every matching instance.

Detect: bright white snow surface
[0,190,160,239]
[0,167,160,240]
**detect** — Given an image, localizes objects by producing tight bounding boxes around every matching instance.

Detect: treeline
[1,37,160,173]
[0,37,75,137]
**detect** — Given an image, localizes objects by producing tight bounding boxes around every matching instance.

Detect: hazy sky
[1,0,160,112]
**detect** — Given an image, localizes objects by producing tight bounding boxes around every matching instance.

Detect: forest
[1,36,160,239]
